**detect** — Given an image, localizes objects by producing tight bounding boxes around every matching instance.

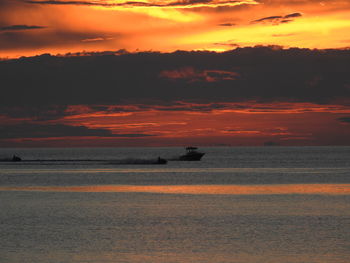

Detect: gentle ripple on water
[0,147,350,263]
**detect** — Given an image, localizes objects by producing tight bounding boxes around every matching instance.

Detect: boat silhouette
[0,155,22,162]
[178,147,205,161]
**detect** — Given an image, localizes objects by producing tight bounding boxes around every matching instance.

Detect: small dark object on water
[12,155,22,162]
[0,155,22,162]
[157,157,167,164]
[178,147,205,161]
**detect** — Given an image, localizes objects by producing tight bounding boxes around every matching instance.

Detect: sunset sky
[1,0,350,146]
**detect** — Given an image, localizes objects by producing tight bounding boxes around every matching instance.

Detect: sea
[0,146,349,263]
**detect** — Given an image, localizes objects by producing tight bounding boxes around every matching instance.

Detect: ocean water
[0,147,349,263]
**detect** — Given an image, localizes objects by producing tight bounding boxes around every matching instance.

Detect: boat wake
[0,158,167,165]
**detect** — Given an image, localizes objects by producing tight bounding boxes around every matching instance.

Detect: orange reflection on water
[1,184,350,195]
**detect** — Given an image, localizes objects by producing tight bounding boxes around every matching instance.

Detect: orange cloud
[159,67,239,82]
[1,102,344,147]
[1,0,350,57]
[26,0,258,9]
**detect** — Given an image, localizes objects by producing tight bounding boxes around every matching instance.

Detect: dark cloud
[23,0,91,6]
[338,117,350,124]
[0,47,350,109]
[25,0,97,6]
[0,0,16,7]
[213,40,239,47]
[280,19,292,23]
[218,23,236,26]
[151,102,230,112]
[0,105,68,120]
[0,30,120,51]
[253,15,283,22]
[0,25,46,31]
[252,12,302,24]
[284,12,302,19]
[0,123,153,139]
[256,0,344,4]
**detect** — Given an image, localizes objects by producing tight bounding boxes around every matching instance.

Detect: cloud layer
[1,47,349,108]
[1,0,350,146]
[0,123,153,139]
[26,0,258,9]
[0,24,46,31]
[252,12,302,24]
[1,0,350,56]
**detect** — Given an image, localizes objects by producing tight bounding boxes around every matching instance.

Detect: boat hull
[178,152,205,161]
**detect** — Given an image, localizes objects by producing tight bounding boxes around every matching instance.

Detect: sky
[0,0,350,147]
[2,0,350,57]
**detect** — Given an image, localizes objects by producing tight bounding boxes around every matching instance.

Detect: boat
[0,155,22,162]
[178,147,205,161]
[12,155,22,162]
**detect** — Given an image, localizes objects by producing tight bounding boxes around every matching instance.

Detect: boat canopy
[185,146,198,151]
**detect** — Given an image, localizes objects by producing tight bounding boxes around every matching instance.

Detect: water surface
[1,147,349,263]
